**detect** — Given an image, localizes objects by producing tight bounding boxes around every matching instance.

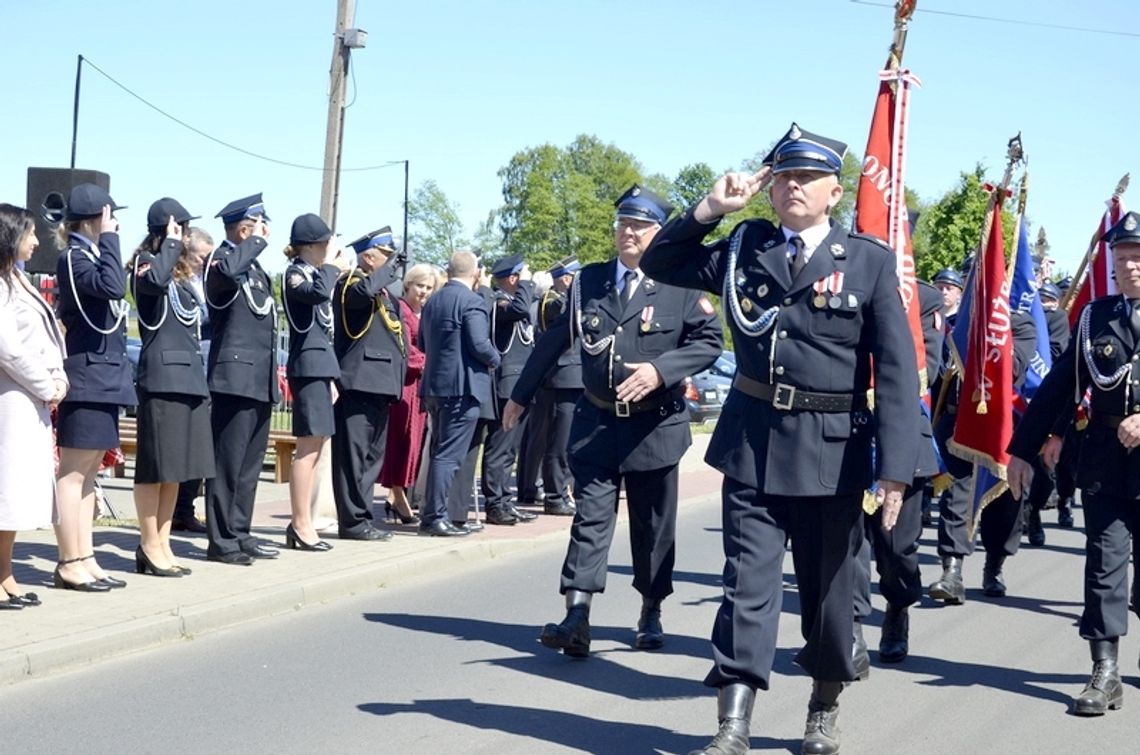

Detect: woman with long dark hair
[0,204,68,608]
[53,184,136,592]
[128,198,216,576]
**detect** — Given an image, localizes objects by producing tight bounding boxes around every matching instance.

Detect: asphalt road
[1,499,1135,754]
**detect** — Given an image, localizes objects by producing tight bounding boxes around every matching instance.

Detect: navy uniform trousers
[206,395,271,551]
[331,390,391,534]
[854,483,925,621]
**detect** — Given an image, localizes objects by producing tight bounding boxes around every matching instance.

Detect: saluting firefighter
[503,185,722,656]
[54,184,136,591]
[1008,211,1140,716]
[129,198,215,578]
[641,124,919,755]
[282,213,349,552]
[203,193,279,566]
[330,227,407,541]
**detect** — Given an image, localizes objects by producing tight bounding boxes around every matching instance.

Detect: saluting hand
[694,167,773,223]
[875,479,907,532]
[1006,456,1035,501]
[1118,414,1140,450]
[166,216,183,242]
[502,399,526,431]
[99,205,118,235]
[328,242,350,273]
[615,362,664,404]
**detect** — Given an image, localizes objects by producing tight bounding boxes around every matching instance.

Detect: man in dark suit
[481,254,539,525]
[503,185,722,658]
[1009,212,1140,716]
[419,250,501,536]
[641,124,919,755]
[203,194,280,565]
[330,227,407,541]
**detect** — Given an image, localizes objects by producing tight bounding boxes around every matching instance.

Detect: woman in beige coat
[0,204,68,609]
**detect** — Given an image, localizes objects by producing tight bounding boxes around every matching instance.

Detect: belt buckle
[772,383,796,411]
[614,400,631,418]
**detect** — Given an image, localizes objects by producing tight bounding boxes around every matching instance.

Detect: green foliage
[913,164,1016,281]
[670,163,718,209]
[408,179,469,267]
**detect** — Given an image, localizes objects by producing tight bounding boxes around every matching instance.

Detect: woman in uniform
[128,198,215,576]
[282,214,348,551]
[53,184,136,592]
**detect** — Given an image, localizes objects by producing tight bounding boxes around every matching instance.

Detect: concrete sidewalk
[0,433,722,686]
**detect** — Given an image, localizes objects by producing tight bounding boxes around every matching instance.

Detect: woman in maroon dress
[379,264,439,523]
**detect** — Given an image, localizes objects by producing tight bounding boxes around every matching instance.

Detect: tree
[914,165,1016,281]
[471,210,504,260]
[407,179,468,267]
[670,163,718,210]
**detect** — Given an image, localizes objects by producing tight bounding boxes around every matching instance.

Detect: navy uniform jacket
[537,288,583,390]
[491,279,536,400]
[56,232,137,406]
[1045,308,1071,360]
[205,237,280,404]
[1009,296,1140,499]
[332,260,407,398]
[283,260,340,380]
[511,260,722,473]
[642,210,919,496]
[131,238,209,397]
[914,281,945,478]
[418,278,500,402]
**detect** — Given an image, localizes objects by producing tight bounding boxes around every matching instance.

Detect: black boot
[687,683,754,755]
[928,556,966,604]
[878,604,909,663]
[1074,639,1124,715]
[634,596,664,650]
[1057,499,1074,528]
[1027,508,1045,547]
[982,554,1007,597]
[802,681,842,755]
[851,620,870,681]
[539,590,591,658]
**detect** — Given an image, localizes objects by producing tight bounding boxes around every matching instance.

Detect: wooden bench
[112,417,299,484]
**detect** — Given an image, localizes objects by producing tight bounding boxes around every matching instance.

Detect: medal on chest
[640,305,654,333]
[812,271,845,310]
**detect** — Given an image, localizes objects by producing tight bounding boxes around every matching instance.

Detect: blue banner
[1009,217,1052,398]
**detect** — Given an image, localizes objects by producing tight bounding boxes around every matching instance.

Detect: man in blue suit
[418,250,501,536]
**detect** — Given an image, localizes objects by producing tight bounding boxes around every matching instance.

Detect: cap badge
[1125,215,1138,231]
[631,187,641,197]
[789,124,802,140]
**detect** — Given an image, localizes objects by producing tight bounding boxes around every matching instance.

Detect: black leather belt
[732,374,863,413]
[1091,412,1136,429]
[584,388,684,418]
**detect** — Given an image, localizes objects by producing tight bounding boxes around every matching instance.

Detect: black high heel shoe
[52,558,111,593]
[285,523,333,552]
[135,546,183,577]
[385,501,421,525]
[83,554,127,589]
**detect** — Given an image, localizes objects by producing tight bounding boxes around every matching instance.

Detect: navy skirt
[134,393,215,484]
[289,377,335,438]
[56,402,120,450]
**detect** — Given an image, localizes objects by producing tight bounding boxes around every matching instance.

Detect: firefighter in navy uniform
[1010,211,1140,716]
[203,194,279,566]
[502,185,722,656]
[482,254,539,525]
[641,124,919,755]
[534,257,583,517]
[331,227,407,541]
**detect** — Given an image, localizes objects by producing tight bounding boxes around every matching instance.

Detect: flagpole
[1060,173,1130,313]
[1005,170,1029,286]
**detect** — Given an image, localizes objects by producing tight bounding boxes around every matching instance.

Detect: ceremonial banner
[1009,216,1051,401]
[1067,193,1127,327]
[949,200,1014,531]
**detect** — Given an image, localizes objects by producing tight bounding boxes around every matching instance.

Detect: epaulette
[848,231,893,253]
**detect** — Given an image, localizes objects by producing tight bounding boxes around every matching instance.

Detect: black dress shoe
[928,556,966,604]
[852,621,870,681]
[1027,508,1046,546]
[419,519,470,537]
[543,501,576,516]
[508,505,538,523]
[338,525,393,542]
[485,507,518,526]
[207,550,254,565]
[634,599,664,650]
[540,604,591,658]
[242,543,280,559]
[171,516,208,534]
[1058,501,1075,528]
[982,555,1007,597]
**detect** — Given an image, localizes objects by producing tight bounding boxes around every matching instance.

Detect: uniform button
[1134,405,1140,413]
[778,330,787,339]
[615,326,623,333]
[783,298,792,306]
[775,366,785,375]
[615,355,622,362]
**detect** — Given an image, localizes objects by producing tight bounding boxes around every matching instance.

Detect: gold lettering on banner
[861,155,893,207]
[984,279,1013,364]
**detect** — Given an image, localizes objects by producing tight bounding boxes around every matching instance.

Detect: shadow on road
[357,698,801,754]
[893,652,1086,709]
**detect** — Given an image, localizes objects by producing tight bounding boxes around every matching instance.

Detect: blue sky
[3,1,1137,274]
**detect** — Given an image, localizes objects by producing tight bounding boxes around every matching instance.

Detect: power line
[849,0,1140,38]
[80,56,404,172]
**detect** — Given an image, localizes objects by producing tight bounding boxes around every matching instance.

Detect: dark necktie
[620,269,637,307]
[788,236,807,279]
[1130,298,1140,342]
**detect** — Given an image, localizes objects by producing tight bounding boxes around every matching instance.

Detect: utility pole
[319,0,366,225]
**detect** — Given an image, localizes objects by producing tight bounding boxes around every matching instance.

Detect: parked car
[683,351,736,423]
